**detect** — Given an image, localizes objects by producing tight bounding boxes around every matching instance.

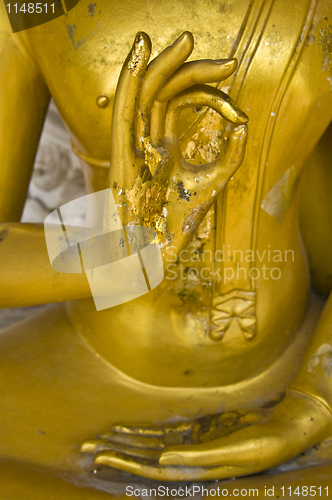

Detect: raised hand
[107,31,248,264]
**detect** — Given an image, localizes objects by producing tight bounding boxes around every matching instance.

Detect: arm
[300,121,332,294]
[0,223,91,307]
[0,5,92,307]
[0,4,49,222]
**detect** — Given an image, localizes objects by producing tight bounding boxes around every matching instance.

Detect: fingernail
[127,32,151,77]
[221,96,249,124]
[216,58,238,71]
[80,442,94,453]
[159,453,185,465]
[172,31,194,47]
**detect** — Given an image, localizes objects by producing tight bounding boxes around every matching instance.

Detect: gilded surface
[0,0,332,495]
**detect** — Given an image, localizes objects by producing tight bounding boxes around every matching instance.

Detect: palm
[81,390,331,481]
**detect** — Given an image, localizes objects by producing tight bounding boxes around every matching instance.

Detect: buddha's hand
[81,389,332,480]
[107,31,248,265]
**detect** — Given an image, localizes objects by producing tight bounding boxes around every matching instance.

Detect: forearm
[0,223,91,307]
[290,292,332,412]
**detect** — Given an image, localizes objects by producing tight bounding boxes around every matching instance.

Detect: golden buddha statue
[1,0,332,496]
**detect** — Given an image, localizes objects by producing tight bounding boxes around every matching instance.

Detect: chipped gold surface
[126,32,151,77]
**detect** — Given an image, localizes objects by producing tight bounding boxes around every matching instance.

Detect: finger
[110,423,165,437]
[136,31,194,151]
[110,32,151,186]
[159,85,247,181]
[110,420,193,438]
[165,84,248,145]
[208,124,248,191]
[81,439,160,461]
[150,101,168,148]
[150,59,237,147]
[157,59,238,103]
[167,420,194,435]
[94,451,246,481]
[96,431,165,450]
[159,429,284,472]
